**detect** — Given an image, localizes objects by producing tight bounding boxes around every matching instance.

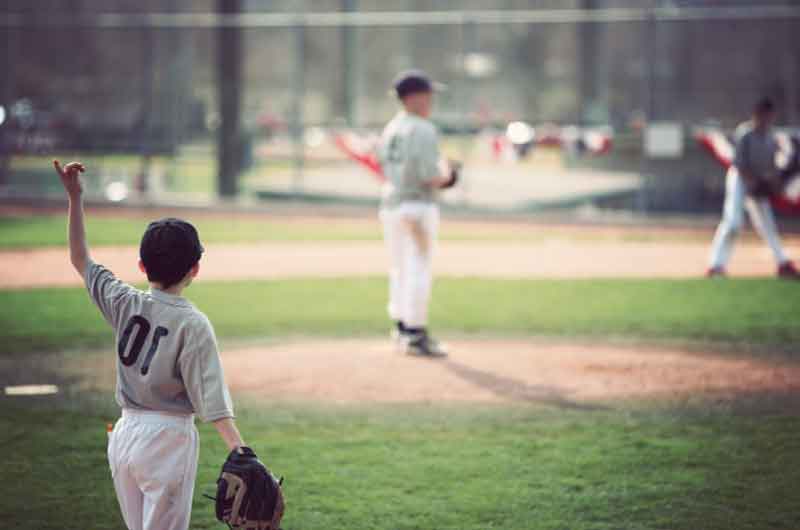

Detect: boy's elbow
[70,254,89,275]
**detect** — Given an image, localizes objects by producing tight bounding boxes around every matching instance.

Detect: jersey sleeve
[733,125,752,175]
[84,260,136,328]
[409,123,441,184]
[377,129,390,166]
[179,316,235,422]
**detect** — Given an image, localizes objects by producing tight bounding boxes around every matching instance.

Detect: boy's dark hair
[392,69,445,100]
[394,70,433,99]
[139,218,204,289]
[755,97,775,114]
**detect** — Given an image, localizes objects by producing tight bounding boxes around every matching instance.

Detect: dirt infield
[4,238,800,288]
[220,339,800,406]
[38,338,799,409]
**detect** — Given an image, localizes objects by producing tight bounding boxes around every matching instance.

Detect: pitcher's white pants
[709,167,789,269]
[380,202,439,328]
[108,409,199,530]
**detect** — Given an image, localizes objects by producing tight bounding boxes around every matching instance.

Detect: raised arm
[53,160,90,275]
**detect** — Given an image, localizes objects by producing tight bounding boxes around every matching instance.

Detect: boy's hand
[53,160,85,196]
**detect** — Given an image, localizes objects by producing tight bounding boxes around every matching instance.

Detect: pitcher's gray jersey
[734,120,779,180]
[84,261,234,422]
[378,111,441,208]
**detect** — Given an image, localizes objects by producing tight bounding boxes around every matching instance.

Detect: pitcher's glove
[213,446,285,530]
[747,176,783,198]
[441,159,462,189]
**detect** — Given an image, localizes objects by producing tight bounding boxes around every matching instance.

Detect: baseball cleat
[391,328,409,351]
[778,261,800,279]
[391,322,409,350]
[705,266,726,278]
[405,331,448,357]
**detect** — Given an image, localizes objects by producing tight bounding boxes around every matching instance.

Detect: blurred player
[53,160,258,530]
[707,99,799,278]
[378,71,460,356]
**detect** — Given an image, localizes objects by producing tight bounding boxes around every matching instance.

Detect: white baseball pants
[709,167,789,269]
[380,202,440,328]
[107,408,199,530]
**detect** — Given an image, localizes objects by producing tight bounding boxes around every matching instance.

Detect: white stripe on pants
[380,202,439,328]
[709,167,789,268]
[108,409,199,530]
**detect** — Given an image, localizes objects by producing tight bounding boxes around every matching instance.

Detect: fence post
[137,21,156,198]
[0,23,18,188]
[342,0,359,128]
[291,17,306,194]
[216,0,243,198]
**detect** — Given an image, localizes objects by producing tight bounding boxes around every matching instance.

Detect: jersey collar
[149,288,193,308]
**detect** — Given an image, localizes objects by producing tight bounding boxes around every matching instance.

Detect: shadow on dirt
[442,359,610,411]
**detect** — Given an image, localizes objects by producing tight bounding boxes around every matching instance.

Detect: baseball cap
[392,70,446,99]
[754,97,775,114]
[139,218,204,289]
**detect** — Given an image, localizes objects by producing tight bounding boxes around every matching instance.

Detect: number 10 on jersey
[118,315,169,376]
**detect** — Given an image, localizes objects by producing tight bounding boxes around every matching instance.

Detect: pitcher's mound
[222,339,800,406]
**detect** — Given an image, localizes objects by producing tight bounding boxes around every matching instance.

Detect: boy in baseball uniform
[54,160,256,530]
[707,98,799,278]
[377,71,460,356]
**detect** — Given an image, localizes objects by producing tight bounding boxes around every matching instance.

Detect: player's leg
[744,197,798,277]
[130,414,199,530]
[403,205,434,325]
[402,203,446,356]
[708,167,746,275]
[381,206,407,342]
[398,205,421,328]
[111,468,145,530]
[108,418,145,530]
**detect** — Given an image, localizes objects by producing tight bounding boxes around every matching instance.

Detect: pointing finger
[53,159,64,176]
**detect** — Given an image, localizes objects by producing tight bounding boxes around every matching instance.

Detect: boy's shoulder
[735,121,755,141]
[166,296,210,323]
[407,113,435,131]
[189,307,213,329]
[177,307,219,354]
[84,260,142,326]
[142,290,214,334]
[182,304,216,336]
[414,120,438,144]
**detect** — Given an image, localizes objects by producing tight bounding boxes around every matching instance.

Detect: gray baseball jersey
[378,110,441,208]
[84,260,234,422]
[734,121,779,179]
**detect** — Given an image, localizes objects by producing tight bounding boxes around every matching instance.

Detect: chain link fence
[1,2,798,215]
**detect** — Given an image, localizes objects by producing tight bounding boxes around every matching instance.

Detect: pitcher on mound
[378,70,461,356]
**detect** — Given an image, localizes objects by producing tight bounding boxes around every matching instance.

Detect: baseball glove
[212,446,284,530]
[746,176,783,198]
[441,159,462,189]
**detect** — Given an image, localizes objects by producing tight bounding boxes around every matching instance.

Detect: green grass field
[0,213,718,249]
[2,277,799,355]
[10,151,262,197]
[0,215,387,248]
[4,402,799,530]
[3,216,799,528]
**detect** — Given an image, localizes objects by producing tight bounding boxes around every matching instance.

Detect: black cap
[755,97,775,114]
[393,70,445,99]
[139,218,204,289]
